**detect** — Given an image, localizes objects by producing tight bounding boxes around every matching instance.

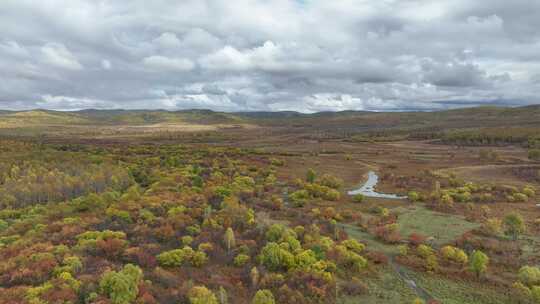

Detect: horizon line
[1,104,539,115]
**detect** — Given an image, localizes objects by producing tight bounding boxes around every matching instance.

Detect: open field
[395,206,480,247]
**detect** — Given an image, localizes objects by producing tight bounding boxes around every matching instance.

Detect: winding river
[348,171,406,199]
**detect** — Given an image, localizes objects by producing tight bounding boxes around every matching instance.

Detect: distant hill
[1,105,539,133]
[75,109,243,125]
[0,110,90,126]
[0,109,244,126]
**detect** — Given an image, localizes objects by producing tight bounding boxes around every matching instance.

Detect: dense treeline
[437,127,540,147]
[0,141,132,208]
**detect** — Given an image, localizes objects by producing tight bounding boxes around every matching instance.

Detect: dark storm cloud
[0,0,539,112]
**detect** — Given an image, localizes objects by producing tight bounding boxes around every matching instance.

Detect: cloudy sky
[1,0,540,112]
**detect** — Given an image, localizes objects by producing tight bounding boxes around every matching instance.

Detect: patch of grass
[395,205,479,246]
[339,267,417,304]
[520,234,540,260]
[339,223,399,255]
[404,269,520,304]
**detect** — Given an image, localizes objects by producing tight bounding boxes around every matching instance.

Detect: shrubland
[0,140,370,303]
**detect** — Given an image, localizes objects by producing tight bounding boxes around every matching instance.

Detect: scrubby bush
[398,245,409,256]
[518,266,540,287]
[198,242,214,252]
[265,224,297,244]
[181,235,193,246]
[319,174,343,189]
[234,254,250,267]
[512,281,532,298]
[259,242,295,271]
[188,286,218,304]
[523,185,536,197]
[289,190,309,207]
[252,289,275,304]
[54,256,83,276]
[482,218,502,236]
[417,244,434,258]
[408,191,420,202]
[157,249,185,267]
[335,245,368,272]
[512,193,529,202]
[528,149,540,160]
[99,264,143,304]
[76,230,128,256]
[374,223,401,243]
[425,254,438,272]
[532,286,540,303]
[270,158,284,166]
[440,246,468,265]
[157,246,208,267]
[168,205,187,217]
[323,188,341,201]
[352,194,364,203]
[72,193,106,212]
[191,251,208,267]
[294,249,317,269]
[440,193,454,206]
[106,207,132,223]
[341,239,365,254]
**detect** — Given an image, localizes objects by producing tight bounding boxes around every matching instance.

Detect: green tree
[306,168,316,183]
[99,264,143,304]
[504,212,526,240]
[469,250,489,278]
[252,289,275,304]
[260,242,295,271]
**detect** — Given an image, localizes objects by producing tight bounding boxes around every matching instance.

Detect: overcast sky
[1,0,540,112]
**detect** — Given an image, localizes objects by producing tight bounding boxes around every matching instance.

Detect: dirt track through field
[389,256,435,302]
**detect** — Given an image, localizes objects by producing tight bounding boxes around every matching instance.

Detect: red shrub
[409,233,427,246]
[366,251,389,264]
[96,238,127,258]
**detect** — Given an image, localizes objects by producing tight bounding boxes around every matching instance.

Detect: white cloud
[200,46,252,71]
[142,55,195,72]
[200,41,284,71]
[1,0,539,111]
[40,94,111,110]
[153,32,182,49]
[180,28,221,52]
[101,59,111,70]
[40,43,83,70]
[0,40,29,57]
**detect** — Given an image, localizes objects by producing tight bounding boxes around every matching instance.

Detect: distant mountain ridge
[0,105,539,131]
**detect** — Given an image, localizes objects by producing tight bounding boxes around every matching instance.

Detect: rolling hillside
[1,106,539,140]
